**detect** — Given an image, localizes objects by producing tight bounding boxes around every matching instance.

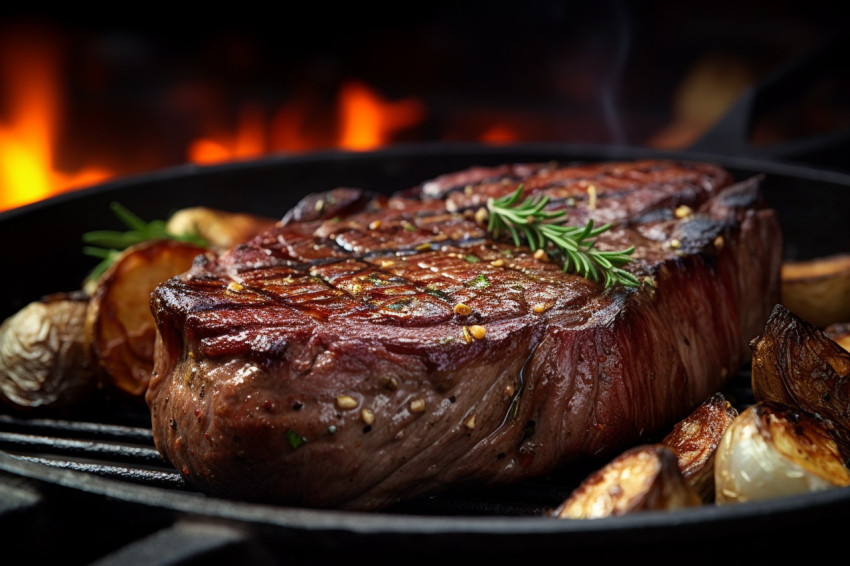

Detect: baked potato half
[85,239,207,400]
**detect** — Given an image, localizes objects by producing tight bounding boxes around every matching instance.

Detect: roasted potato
[0,292,98,412]
[781,253,850,328]
[165,207,277,250]
[552,444,701,519]
[661,392,738,501]
[85,239,207,399]
[751,304,850,455]
[714,402,850,504]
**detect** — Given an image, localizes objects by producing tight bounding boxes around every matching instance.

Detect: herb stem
[487,186,640,288]
[82,202,208,283]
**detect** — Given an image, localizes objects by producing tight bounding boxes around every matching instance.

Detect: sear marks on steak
[146,159,782,510]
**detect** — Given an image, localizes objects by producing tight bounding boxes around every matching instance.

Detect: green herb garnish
[82,202,209,282]
[487,186,639,288]
[468,274,490,289]
[285,429,307,449]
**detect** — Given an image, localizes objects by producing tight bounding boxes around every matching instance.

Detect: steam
[600,0,631,146]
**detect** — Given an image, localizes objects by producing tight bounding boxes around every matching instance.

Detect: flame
[479,124,521,145]
[337,80,425,151]
[0,27,432,211]
[270,89,330,152]
[0,29,540,214]
[188,80,427,164]
[0,27,111,212]
[188,104,267,164]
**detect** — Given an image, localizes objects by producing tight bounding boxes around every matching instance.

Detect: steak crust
[146,159,782,510]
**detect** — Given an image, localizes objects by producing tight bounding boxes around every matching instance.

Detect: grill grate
[2,367,841,566]
[0,404,581,516]
[0,413,188,490]
[0,369,757,515]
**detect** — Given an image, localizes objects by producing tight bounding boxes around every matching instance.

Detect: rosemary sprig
[82,202,208,282]
[487,186,640,288]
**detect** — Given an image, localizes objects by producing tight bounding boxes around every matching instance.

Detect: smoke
[599,0,632,146]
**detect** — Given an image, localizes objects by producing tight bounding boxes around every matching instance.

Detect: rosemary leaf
[82,202,209,283]
[486,186,639,288]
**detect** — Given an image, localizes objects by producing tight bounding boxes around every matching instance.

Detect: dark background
[1,0,848,186]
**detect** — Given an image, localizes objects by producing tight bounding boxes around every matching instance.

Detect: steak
[146,159,782,510]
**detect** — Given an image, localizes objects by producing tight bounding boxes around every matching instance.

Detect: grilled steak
[146,159,782,510]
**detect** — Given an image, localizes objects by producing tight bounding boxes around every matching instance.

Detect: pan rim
[2,141,848,547]
[2,449,847,540]
[3,140,850,222]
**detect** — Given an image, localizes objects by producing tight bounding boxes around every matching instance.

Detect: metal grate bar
[0,431,163,464]
[11,453,187,489]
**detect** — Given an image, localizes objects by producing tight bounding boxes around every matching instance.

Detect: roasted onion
[781,253,850,328]
[714,402,850,504]
[165,207,276,250]
[552,444,701,519]
[662,392,738,501]
[751,304,850,455]
[825,322,850,353]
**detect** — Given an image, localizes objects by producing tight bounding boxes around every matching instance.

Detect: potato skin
[0,293,98,413]
[85,239,208,400]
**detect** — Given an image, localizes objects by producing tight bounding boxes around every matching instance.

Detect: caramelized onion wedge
[662,392,738,501]
[85,240,207,399]
[715,402,850,504]
[751,304,850,454]
[552,444,701,519]
[781,253,850,328]
[0,293,97,412]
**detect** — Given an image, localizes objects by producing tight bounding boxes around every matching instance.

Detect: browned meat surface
[146,159,782,510]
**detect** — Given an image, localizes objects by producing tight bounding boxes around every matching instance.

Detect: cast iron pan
[1,143,849,563]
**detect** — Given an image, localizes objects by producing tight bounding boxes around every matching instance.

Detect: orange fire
[0,28,111,213]
[189,80,427,164]
[188,103,269,165]
[0,27,515,214]
[336,80,426,151]
[0,26,431,213]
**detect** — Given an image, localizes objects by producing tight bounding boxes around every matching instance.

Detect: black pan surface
[1,142,849,563]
